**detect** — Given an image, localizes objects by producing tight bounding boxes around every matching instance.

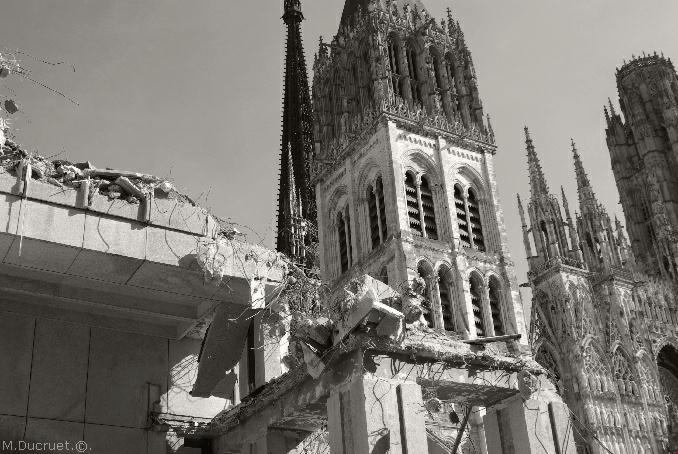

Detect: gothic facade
[522,55,678,454]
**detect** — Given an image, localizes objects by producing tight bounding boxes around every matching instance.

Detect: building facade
[522,57,678,453]
[313,0,528,343]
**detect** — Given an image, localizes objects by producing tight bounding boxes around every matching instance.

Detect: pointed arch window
[470,273,485,337]
[417,262,434,328]
[540,221,551,260]
[405,171,422,236]
[488,277,504,336]
[387,33,403,97]
[455,185,485,251]
[444,52,458,111]
[454,185,471,248]
[420,176,438,240]
[406,42,422,106]
[367,176,388,250]
[467,189,485,251]
[337,209,353,274]
[438,267,455,332]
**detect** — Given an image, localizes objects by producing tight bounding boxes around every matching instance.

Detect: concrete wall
[0,311,227,453]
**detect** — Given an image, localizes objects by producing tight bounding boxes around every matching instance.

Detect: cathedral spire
[571,139,598,212]
[525,126,550,200]
[277,0,317,266]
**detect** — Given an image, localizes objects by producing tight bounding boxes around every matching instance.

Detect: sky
[1,0,677,296]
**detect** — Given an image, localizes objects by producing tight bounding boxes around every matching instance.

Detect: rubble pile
[0,135,187,205]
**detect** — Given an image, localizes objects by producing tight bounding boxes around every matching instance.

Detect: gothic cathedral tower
[312,0,527,342]
[606,53,678,281]
[521,131,675,453]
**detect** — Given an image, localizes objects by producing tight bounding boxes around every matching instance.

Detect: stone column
[327,376,429,454]
[484,394,576,454]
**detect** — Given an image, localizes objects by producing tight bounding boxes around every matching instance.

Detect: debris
[3,100,18,114]
[115,176,146,200]
[157,180,174,194]
[300,341,326,379]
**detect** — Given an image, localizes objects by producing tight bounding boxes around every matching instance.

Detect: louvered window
[454,185,471,248]
[376,177,387,241]
[420,177,438,240]
[470,275,485,337]
[467,189,485,252]
[489,278,504,336]
[439,268,454,332]
[368,186,380,249]
[405,172,422,236]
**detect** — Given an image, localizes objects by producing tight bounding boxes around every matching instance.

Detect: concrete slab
[0,193,20,235]
[86,328,168,428]
[82,214,147,259]
[146,227,200,268]
[84,424,146,454]
[24,418,82,446]
[26,178,78,207]
[13,200,85,247]
[127,261,219,300]
[151,197,209,236]
[165,338,227,418]
[0,312,34,416]
[4,238,80,273]
[28,319,89,422]
[89,196,143,222]
[67,249,143,284]
[0,233,14,261]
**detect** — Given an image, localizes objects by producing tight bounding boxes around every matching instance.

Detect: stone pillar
[239,429,311,454]
[484,396,576,454]
[327,376,429,454]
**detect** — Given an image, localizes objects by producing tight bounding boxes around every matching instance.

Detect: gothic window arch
[469,272,485,337]
[438,265,456,332]
[454,184,471,248]
[417,261,435,328]
[405,170,439,240]
[387,33,403,97]
[540,221,551,260]
[611,348,637,397]
[454,183,485,251]
[443,51,457,111]
[488,276,505,336]
[406,40,422,106]
[336,205,353,274]
[366,175,388,251]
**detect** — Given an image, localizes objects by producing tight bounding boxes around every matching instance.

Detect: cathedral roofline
[616,51,675,81]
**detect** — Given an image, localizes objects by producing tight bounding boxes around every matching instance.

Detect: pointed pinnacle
[608,98,617,116]
[524,126,550,199]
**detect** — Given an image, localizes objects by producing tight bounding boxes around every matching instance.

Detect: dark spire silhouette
[277,0,316,266]
[524,126,550,200]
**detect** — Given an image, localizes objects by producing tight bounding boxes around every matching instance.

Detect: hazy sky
[1,0,677,291]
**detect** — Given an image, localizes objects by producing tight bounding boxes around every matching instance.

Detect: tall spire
[571,139,598,210]
[525,126,550,200]
[277,0,316,266]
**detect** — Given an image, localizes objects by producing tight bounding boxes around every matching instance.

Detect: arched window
[367,185,380,248]
[406,42,422,105]
[367,176,388,250]
[488,277,504,336]
[444,52,458,112]
[387,33,403,97]
[438,267,455,331]
[376,177,387,242]
[417,262,434,328]
[405,171,422,236]
[430,47,444,91]
[454,185,471,248]
[337,209,353,274]
[470,273,485,337]
[420,176,438,240]
[467,189,485,252]
[540,221,551,260]
[379,266,389,286]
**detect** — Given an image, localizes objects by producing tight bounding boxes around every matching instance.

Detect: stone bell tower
[312,0,527,342]
[606,53,678,280]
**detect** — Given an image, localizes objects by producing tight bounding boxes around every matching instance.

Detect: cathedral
[521,53,678,453]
